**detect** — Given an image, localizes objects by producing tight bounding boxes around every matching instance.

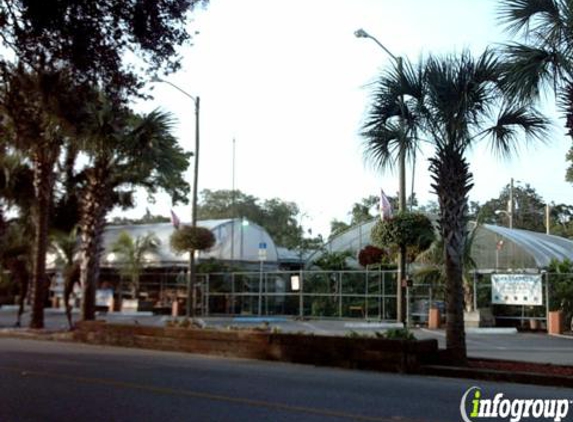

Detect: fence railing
[96,269,573,325]
[196,270,400,320]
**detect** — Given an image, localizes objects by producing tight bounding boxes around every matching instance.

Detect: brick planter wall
[74,321,438,373]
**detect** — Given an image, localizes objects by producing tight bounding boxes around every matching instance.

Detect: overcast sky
[120,0,572,237]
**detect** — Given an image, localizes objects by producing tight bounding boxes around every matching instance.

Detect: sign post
[258,242,267,315]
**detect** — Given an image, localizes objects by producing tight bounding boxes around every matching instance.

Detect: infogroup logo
[460,386,571,422]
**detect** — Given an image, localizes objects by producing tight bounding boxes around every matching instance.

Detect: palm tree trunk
[79,167,111,320]
[430,145,473,365]
[30,152,57,329]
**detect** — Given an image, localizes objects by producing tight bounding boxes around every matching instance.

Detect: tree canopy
[197,189,308,249]
[0,0,206,99]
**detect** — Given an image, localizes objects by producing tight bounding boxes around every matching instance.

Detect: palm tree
[76,97,190,320]
[414,222,480,313]
[0,67,78,328]
[362,50,549,363]
[49,226,80,328]
[111,231,160,299]
[498,0,573,178]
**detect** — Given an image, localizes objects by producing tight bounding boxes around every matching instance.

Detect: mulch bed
[469,359,573,377]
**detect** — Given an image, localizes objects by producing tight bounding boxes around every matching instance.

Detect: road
[1,338,572,422]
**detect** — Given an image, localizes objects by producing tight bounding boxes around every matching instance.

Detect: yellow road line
[1,365,432,422]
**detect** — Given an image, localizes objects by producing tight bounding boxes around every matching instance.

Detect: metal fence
[196,270,400,320]
[108,269,573,326]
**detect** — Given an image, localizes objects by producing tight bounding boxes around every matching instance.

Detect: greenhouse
[100,219,281,269]
[307,219,573,271]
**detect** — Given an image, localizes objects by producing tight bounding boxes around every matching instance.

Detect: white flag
[379,189,393,221]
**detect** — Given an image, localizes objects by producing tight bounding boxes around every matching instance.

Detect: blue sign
[258,242,267,249]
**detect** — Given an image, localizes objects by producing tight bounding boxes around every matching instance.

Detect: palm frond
[500,43,567,100]
[498,0,563,38]
[481,105,550,159]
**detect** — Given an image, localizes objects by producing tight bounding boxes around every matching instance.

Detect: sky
[120,0,573,238]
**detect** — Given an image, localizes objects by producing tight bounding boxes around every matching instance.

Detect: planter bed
[72,321,438,374]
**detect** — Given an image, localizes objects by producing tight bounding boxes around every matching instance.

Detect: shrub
[358,245,387,267]
[170,225,215,253]
[371,212,435,262]
[384,328,416,340]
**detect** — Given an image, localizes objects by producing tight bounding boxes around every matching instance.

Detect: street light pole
[152,77,200,318]
[355,28,407,324]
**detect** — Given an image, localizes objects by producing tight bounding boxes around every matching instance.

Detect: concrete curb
[465,327,518,335]
[421,365,573,389]
[344,322,404,329]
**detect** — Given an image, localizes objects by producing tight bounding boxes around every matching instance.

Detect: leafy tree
[328,195,398,240]
[480,181,548,232]
[197,189,305,249]
[362,50,549,363]
[371,212,435,263]
[329,219,350,240]
[109,209,170,226]
[0,0,205,99]
[111,231,160,298]
[313,250,353,271]
[498,0,573,186]
[0,0,205,328]
[547,259,573,328]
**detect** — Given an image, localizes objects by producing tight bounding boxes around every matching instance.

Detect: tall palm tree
[362,50,549,363]
[498,0,573,177]
[77,97,190,320]
[111,231,160,299]
[0,67,78,328]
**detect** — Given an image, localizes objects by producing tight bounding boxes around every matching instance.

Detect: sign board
[491,274,543,306]
[258,242,267,261]
[96,289,114,308]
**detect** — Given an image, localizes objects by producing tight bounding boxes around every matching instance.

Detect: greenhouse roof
[307,218,573,270]
[100,219,279,267]
[482,224,573,268]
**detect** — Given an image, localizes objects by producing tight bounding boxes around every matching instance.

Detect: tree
[362,50,548,363]
[49,226,80,328]
[197,189,305,249]
[109,209,170,226]
[0,0,204,328]
[111,231,160,298]
[498,0,573,186]
[479,181,548,232]
[170,225,215,317]
[371,212,435,263]
[414,223,479,313]
[76,99,190,321]
[0,0,205,100]
[0,67,87,328]
[328,195,398,240]
[313,250,353,271]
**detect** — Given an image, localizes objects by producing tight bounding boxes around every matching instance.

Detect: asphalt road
[1,338,572,422]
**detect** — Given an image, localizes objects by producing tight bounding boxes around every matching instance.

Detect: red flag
[170,209,180,229]
[379,189,393,221]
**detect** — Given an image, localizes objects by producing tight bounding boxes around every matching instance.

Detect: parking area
[2,307,573,366]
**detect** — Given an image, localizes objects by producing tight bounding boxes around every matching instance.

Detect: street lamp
[152,77,200,318]
[355,28,407,324]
